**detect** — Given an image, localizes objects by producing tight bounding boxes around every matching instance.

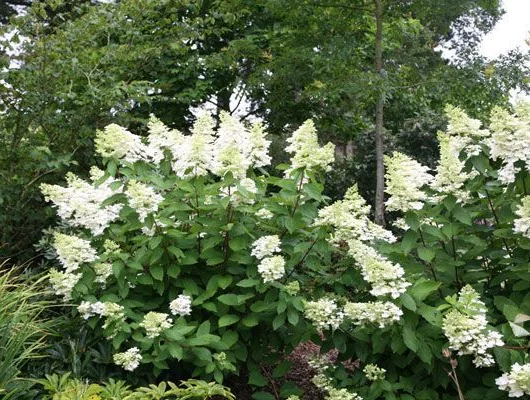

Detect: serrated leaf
[417,247,435,262]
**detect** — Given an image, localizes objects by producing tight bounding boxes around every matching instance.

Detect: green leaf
[241,314,259,327]
[252,392,274,400]
[218,294,239,306]
[187,334,220,347]
[401,231,418,255]
[218,314,240,328]
[417,247,435,262]
[410,279,440,302]
[452,205,472,225]
[249,369,268,387]
[403,324,418,352]
[400,293,417,312]
[272,360,292,378]
[272,313,285,330]
[404,212,420,231]
[150,264,164,281]
[222,331,239,347]
[236,279,260,288]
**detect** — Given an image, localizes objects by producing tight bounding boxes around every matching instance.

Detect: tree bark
[374,0,386,226]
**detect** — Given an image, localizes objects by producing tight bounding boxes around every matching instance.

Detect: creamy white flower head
[384,152,433,212]
[445,105,490,157]
[363,364,386,381]
[41,172,123,236]
[248,122,272,167]
[211,111,252,179]
[251,235,281,260]
[125,180,163,223]
[496,363,530,398]
[489,104,530,184]
[93,262,113,284]
[169,294,192,316]
[313,185,395,245]
[257,255,286,282]
[304,298,344,331]
[95,123,153,163]
[52,233,97,272]
[146,114,184,163]
[348,240,410,298]
[514,196,530,239]
[114,347,142,371]
[48,269,82,301]
[343,301,403,328]
[256,208,274,220]
[139,312,172,338]
[285,119,335,176]
[172,112,215,178]
[430,132,473,202]
[442,285,503,367]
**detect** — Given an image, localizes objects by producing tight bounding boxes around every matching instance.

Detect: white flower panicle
[172,112,215,178]
[77,301,125,331]
[255,208,273,219]
[257,255,286,282]
[442,285,503,367]
[52,233,97,272]
[309,357,363,400]
[139,312,172,338]
[514,196,530,238]
[430,132,473,203]
[384,152,433,212]
[113,347,142,372]
[445,105,490,157]
[210,111,252,179]
[363,364,386,381]
[93,262,113,284]
[251,235,281,260]
[169,294,192,316]
[248,122,272,167]
[313,185,396,245]
[125,180,163,222]
[496,363,530,398]
[41,172,123,235]
[95,124,153,163]
[304,298,344,331]
[343,301,403,328]
[48,269,82,301]
[285,119,335,176]
[489,103,530,184]
[146,114,184,164]
[349,241,410,299]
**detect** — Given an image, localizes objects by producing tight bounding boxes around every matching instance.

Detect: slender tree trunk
[374,0,385,226]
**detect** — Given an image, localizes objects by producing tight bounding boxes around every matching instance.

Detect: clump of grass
[0,262,53,398]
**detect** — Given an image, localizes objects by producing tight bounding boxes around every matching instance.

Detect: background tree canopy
[0,0,529,261]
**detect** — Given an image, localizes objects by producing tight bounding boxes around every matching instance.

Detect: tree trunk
[374,0,385,227]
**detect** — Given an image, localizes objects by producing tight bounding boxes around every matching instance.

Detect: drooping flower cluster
[309,357,363,400]
[251,235,285,282]
[41,169,123,235]
[125,180,164,223]
[496,363,530,397]
[348,241,410,299]
[93,262,113,285]
[489,103,530,184]
[139,312,172,338]
[251,235,281,260]
[113,347,142,372]
[169,294,192,317]
[257,255,286,283]
[514,196,530,238]
[52,232,97,272]
[48,269,82,301]
[363,364,386,381]
[304,298,344,331]
[343,301,403,328]
[313,185,396,245]
[430,132,474,203]
[95,124,154,163]
[284,119,335,176]
[77,301,125,331]
[384,152,433,212]
[442,285,504,367]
